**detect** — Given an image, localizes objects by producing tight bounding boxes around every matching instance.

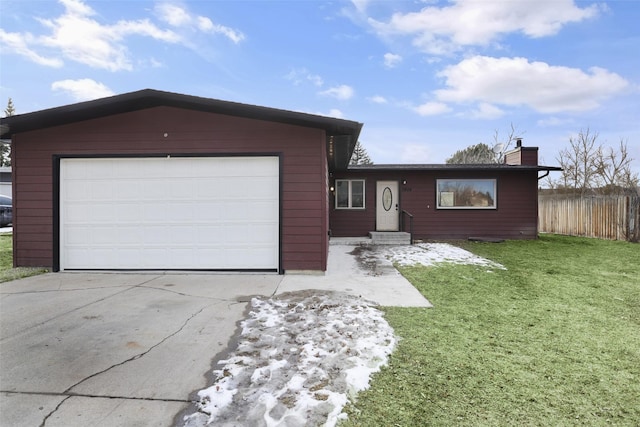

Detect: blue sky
[1,0,638,173]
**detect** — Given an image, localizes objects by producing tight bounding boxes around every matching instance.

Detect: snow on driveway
[183,291,395,427]
[183,243,502,426]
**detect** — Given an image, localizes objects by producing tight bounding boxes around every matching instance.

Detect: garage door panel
[63,161,90,179]
[64,204,86,222]
[64,181,89,200]
[64,226,90,244]
[60,157,279,270]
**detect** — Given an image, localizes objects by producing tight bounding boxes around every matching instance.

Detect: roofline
[0,89,363,170]
[0,89,363,137]
[346,164,562,172]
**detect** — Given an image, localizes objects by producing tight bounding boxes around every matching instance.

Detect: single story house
[0,89,560,273]
[331,142,559,241]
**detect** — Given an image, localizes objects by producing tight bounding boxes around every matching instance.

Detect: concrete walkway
[0,243,430,426]
[278,241,432,308]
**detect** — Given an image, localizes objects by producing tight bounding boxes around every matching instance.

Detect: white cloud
[59,0,92,16]
[414,101,451,116]
[196,16,214,31]
[319,84,355,100]
[368,95,387,104]
[1,0,243,72]
[308,75,324,87]
[34,0,180,71]
[155,2,245,43]
[536,117,576,127]
[0,29,63,68]
[434,56,630,113]
[147,57,164,68]
[470,102,505,120]
[285,68,324,87]
[112,19,181,43]
[399,143,432,163]
[350,0,370,14]
[155,3,192,27]
[367,0,601,55]
[327,109,345,118]
[208,23,245,44]
[383,52,402,68]
[307,108,344,119]
[51,78,114,101]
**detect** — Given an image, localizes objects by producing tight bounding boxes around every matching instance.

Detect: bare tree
[593,138,639,194]
[491,123,523,163]
[350,140,373,165]
[553,128,638,195]
[555,128,600,194]
[447,123,523,164]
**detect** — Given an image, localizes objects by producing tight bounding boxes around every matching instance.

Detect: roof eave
[345,164,562,172]
[0,88,362,146]
[0,88,363,170]
[0,89,361,134]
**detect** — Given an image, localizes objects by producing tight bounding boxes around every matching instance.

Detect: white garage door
[60,157,279,270]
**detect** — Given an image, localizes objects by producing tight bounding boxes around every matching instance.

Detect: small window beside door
[335,179,365,209]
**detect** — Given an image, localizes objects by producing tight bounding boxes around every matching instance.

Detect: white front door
[376,181,399,231]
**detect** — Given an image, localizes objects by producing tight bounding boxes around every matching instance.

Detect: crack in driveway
[1,275,267,426]
[0,276,163,342]
[38,395,70,427]
[3,390,191,403]
[22,302,216,426]
[0,284,146,295]
[137,284,237,302]
[10,390,192,427]
[64,304,210,394]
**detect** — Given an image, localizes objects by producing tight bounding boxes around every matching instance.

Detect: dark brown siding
[505,147,538,166]
[13,106,328,271]
[520,148,538,166]
[330,169,539,240]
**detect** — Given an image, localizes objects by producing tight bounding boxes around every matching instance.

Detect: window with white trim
[437,179,496,209]
[335,179,365,209]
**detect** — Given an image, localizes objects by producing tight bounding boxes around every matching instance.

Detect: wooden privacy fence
[538,194,640,242]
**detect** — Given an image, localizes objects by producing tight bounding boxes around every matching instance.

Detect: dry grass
[0,234,48,282]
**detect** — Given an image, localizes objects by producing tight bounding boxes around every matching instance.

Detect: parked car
[0,195,12,227]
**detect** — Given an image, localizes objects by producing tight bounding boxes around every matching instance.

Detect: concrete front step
[329,236,373,246]
[369,231,411,245]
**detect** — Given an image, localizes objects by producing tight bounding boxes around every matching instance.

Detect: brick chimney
[504,138,538,166]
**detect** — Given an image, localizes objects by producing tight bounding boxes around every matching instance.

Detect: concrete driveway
[1,273,283,426]
[0,243,430,426]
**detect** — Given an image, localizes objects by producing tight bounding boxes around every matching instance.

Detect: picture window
[436,179,496,209]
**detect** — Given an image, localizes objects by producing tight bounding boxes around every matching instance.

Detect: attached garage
[1,89,362,273]
[58,156,280,271]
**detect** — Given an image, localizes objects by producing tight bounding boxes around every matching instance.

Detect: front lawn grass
[342,234,640,426]
[0,234,48,282]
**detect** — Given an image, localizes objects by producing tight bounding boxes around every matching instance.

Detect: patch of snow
[380,243,505,269]
[183,291,396,427]
[183,242,503,426]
